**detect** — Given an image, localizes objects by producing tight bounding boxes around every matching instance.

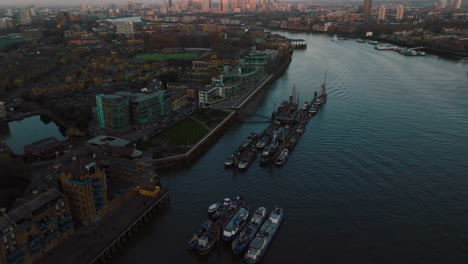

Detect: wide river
[114,32,468,263]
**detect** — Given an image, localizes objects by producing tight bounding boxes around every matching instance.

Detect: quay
[153,110,237,169]
[37,189,170,264]
[153,52,293,169]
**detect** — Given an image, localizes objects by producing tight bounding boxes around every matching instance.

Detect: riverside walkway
[37,189,170,264]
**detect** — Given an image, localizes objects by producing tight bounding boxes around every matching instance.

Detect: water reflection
[0,115,67,155]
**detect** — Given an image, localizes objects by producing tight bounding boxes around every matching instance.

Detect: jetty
[37,189,170,264]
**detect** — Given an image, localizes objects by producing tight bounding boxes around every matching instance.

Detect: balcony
[39,218,55,230]
[8,255,24,264]
[58,215,72,225]
[6,247,23,260]
[92,178,102,186]
[68,178,91,185]
[43,230,59,242]
[29,243,41,254]
[28,236,41,246]
[59,222,72,232]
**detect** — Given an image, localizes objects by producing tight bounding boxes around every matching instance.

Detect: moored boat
[208,202,221,215]
[255,135,271,149]
[244,207,284,264]
[224,151,241,167]
[309,105,318,115]
[196,197,245,255]
[187,220,212,250]
[275,149,289,166]
[287,135,299,152]
[222,206,250,241]
[238,148,258,170]
[232,207,267,255]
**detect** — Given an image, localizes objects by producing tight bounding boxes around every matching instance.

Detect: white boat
[275,149,289,166]
[208,202,221,214]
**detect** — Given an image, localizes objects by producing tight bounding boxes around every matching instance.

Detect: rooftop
[0,189,63,234]
[25,137,61,151]
[86,135,129,147]
[57,157,97,177]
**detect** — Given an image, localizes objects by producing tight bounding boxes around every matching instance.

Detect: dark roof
[58,157,96,177]
[0,189,63,232]
[25,137,61,151]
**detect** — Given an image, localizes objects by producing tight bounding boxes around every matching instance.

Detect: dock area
[37,189,170,264]
[225,79,328,169]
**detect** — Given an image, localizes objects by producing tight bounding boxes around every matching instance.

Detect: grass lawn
[158,117,208,145]
[135,53,198,61]
[192,109,230,128]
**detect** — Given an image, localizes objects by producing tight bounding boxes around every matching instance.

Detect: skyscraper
[396,4,405,20]
[378,6,386,20]
[363,0,372,20]
[453,0,462,8]
[202,0,212,12]
[19,9,32,25]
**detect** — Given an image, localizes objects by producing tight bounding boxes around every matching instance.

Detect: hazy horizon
[0,0,164,8]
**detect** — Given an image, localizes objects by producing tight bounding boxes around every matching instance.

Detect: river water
[114,32,468,263]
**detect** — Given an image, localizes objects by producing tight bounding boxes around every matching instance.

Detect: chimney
[0,207,6,215]
[32,189,39,198]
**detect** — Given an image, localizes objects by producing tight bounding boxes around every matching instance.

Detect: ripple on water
[113,33,468,264]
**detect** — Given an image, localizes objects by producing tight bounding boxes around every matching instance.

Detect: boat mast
[322,70,328,95]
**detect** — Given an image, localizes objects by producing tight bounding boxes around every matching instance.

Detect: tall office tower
[127,1,135,11]
[439,0,447,8]
[221,0,230,11]
[363,0,372,20]
[396,4,405,20]
[19,9,32,25]
[453,0,462,8]
[202,0,211,12]
[378,6,386,20]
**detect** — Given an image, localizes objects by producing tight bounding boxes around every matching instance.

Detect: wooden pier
[37,189,170,264]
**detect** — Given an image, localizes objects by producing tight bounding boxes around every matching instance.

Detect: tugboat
[196,197,245,255]
[232,207,267,255]
[222,206,250,241]
[275,149,289,166]
[224,151,241,167]
[244,207,284,264]
[187,220,212,250]
[238,148,258,170]
[357,39,365,43]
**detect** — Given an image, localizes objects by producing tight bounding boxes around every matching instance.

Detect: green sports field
[135,53,198,61]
